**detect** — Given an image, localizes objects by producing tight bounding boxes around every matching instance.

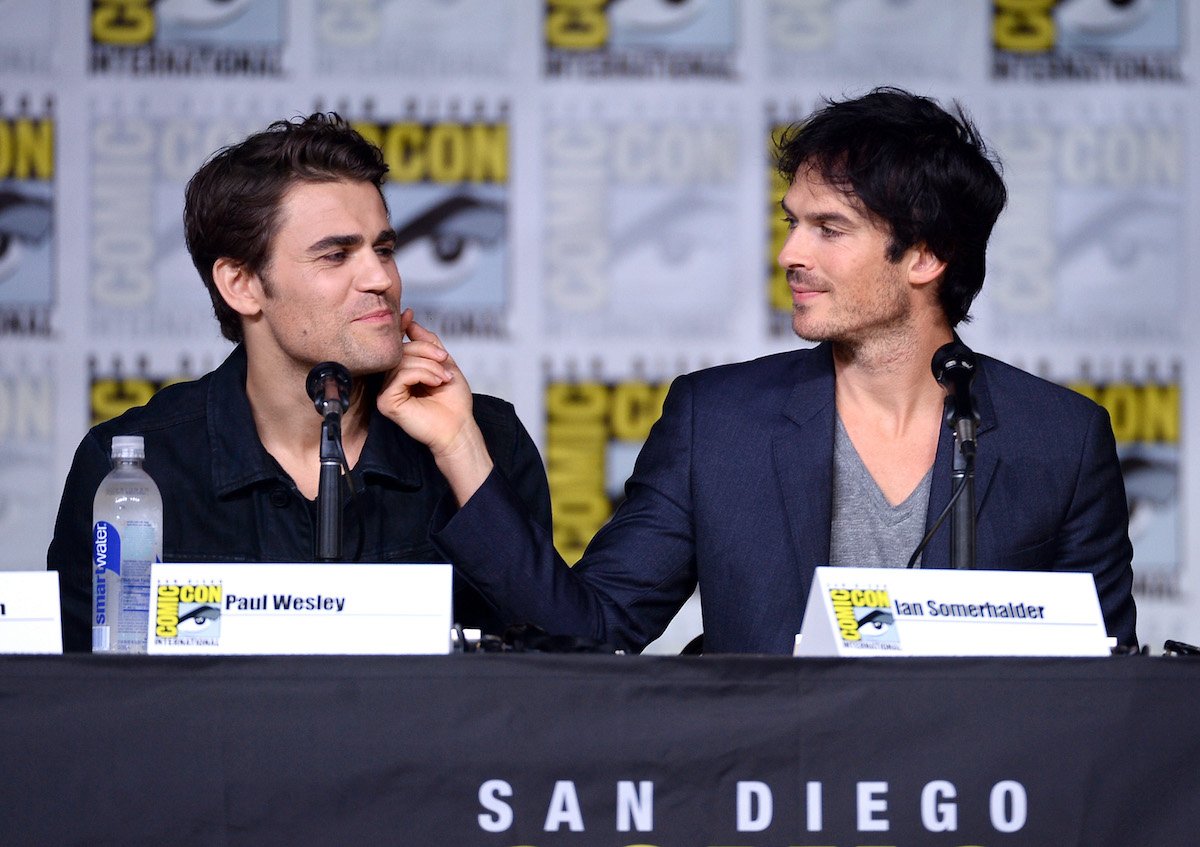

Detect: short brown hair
[183,112,389,343]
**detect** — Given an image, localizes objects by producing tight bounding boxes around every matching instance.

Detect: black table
[2,653,1196,845]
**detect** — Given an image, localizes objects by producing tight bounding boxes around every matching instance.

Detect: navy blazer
[436,343,1136,654]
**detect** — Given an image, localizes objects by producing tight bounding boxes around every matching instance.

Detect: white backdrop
[0,0,1195,652]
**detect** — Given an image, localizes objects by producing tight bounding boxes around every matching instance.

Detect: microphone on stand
[306,362,352,561]
[932,341,979,570]
[307,362,351,421]
[933,341,980,456]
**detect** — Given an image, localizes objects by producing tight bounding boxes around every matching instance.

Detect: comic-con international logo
[90,0,284,76]
[544,375,669,562]
[155,583,222,643]
[830,588,899,650]
[0,104,54,337]
[353,111,509,339]
[545,0,736,79]
[992,0,1183,81]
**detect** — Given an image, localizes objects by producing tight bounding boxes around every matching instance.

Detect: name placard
[0,571,63,654]
[795,567,1111,657]
[146,562,453,655]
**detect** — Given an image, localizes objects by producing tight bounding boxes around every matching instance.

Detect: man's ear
[906,244,947,288]
[212,258,264,318]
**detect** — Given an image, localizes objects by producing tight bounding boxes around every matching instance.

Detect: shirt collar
[206,346,424,495]
[207,346,280,496]
[352,402,423,490]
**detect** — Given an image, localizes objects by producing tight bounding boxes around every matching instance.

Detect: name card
[0,571,63,654]
[147,562,453,655]
[795,567,1111,658]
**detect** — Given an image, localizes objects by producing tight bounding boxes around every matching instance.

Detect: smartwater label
[92,520,121,576]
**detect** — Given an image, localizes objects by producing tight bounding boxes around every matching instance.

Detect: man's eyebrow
[307,233,363,254]
[779,198,856,227]
[306,229,397,255]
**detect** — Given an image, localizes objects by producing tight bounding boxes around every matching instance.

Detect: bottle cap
[111,435,145,460]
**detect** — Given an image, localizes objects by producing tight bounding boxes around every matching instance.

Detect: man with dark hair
[398,87,1136,653]
[48,113,551,651]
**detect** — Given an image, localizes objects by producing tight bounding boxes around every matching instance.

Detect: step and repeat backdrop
[1,0,1196,652]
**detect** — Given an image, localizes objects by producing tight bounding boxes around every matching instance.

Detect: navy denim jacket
[47,346,551,651]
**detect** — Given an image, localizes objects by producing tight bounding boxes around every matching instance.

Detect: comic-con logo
[355,114,509,339]
[544,376,669,562]
[0,106,54,337]
[90,0,284,76]
[830,588,899,649]
[545,0,736,79]
[156,583,222,641]
[992,0,1183,81]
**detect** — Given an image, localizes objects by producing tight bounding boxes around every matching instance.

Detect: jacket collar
[772,341,1001,575]
[773,343,837,599]
[921,351,999,569]
[206,346,423,497]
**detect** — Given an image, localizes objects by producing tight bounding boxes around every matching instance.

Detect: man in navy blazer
[391,88,1136,653]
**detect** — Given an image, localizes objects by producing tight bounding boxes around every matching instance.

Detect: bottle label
[93,520,120,633]
[93,520,121,577]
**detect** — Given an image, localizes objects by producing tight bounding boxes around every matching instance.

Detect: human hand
[377,309,493,502]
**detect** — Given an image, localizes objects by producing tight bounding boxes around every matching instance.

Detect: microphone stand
[949,411,976,570]
[317,406,343,561]
[308,363,352,562]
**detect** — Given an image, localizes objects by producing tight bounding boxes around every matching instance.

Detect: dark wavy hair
[184,112,389,343]
[776,87,1007,327]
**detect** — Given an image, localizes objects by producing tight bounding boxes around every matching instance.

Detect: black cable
[906,472,969,569]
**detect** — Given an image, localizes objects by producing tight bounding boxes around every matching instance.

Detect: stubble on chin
[791,303,836,344]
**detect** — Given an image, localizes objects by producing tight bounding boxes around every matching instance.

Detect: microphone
[932,341,980,451]
[306,362,351,421]
[931,341,979,570]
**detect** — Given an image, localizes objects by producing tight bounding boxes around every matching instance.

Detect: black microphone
[932,341,979,570]
[306,362,351,421]
[932,341,980,439]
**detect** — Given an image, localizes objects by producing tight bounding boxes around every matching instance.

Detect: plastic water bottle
[92,435,163,653]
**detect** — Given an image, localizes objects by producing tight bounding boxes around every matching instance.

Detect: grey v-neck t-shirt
[829,416,933,569]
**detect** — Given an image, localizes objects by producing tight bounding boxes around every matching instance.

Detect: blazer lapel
[773,344,837,600]
[922,359,998,569]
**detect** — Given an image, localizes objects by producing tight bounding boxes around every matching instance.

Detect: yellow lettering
[468,123,508,182]
[0,119,54,180]
[768,140,792,312]
[90,378,156,426]
[92,0,155,45]
[1140,383,1180,443]
[374,121,508,184]
[545,0,608,50]
[609,381,667,442]
[155,585,179,638]
[546,381,610,562]
[993,0,1055,53]
[1070,381,1180,444]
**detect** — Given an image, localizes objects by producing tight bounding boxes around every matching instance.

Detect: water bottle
[92,435,163,653]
